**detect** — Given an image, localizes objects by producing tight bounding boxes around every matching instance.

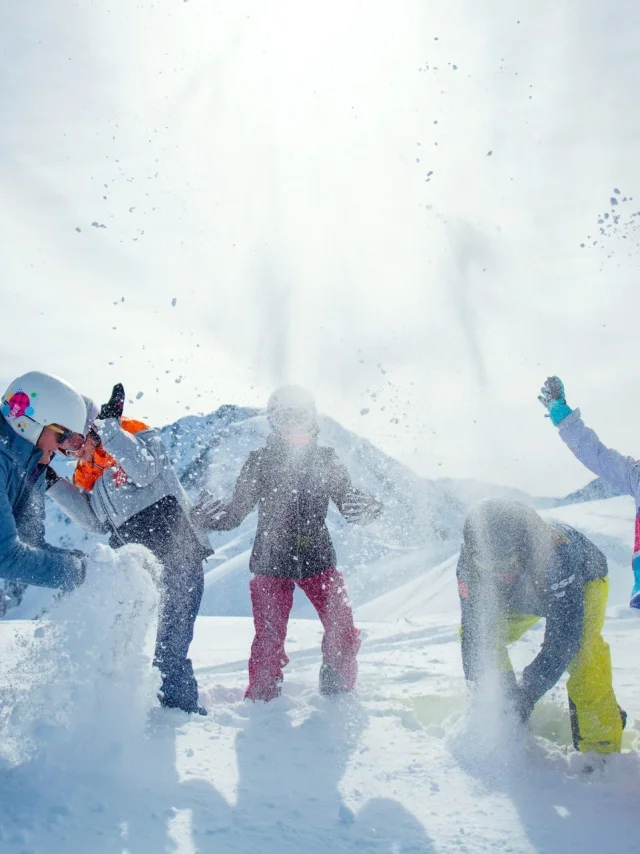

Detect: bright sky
[2,0,640,497]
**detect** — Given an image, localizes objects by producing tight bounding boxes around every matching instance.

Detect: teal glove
[538,376,573,426]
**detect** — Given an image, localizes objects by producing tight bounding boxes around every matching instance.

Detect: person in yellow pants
[458,499,624,755]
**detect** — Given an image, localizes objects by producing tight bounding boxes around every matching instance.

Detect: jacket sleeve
[208,453,260,531]
[520,554,584,704]
[326,451,382,520]
[47,477,108,534]
[98,419,163,488]
[0,458,84,591]
[558,409,640,498]
[457,546,482,682]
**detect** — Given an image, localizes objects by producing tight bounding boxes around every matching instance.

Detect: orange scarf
[73,417,148,491]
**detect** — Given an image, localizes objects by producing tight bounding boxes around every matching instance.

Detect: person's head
[463,498,550,586]
[267,385,317,446]
[72,396,101,463]
[1,371,87,464]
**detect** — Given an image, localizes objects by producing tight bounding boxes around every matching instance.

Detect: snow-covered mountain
[554,477,623,506]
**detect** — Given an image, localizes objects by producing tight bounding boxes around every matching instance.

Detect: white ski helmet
[1,371,87,446]
[267,385,317,431]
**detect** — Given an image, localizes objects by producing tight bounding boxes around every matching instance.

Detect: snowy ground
[2,595,640,852]
[2,497,640,853]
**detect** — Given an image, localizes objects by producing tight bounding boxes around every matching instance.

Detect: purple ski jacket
[557,409,640,568]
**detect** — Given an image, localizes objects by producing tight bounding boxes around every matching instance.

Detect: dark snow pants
[111,496,208,712]
[246,567,361,701]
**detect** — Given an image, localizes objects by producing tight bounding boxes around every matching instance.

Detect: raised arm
[98,420,164,488]
[539,376,640,498]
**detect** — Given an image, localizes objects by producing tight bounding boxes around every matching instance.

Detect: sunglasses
[48,424,85,455]
[473,551,520,582]
[48,423,75,444]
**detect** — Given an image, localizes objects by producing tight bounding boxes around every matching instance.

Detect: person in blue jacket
[540,375,640,608]
[457,498,624,755]
[0,371,87,593]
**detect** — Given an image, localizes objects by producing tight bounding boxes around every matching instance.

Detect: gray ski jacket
[48,417,209,547]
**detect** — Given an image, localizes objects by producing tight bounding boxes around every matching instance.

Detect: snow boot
[244,679,282,702]
[319,663,351,696]
[159,694,208,716]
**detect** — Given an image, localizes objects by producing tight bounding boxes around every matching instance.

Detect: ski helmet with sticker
[1,371,87,446]
[267,385,317,433]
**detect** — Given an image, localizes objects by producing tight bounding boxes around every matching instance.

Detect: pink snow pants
[245,568,361,701]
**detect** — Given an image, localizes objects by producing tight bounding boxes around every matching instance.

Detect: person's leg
[118,497,206,713]
[154,548,204,712]
[246,575,295,701]
[566,578,623,754]
[298,568,361,694]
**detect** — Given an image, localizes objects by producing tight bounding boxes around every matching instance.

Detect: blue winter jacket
[457,520,607,705]
[0,416,83,590]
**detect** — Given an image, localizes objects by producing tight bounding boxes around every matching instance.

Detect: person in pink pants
[194,386,383,700]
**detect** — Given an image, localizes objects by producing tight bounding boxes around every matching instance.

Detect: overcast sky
[2,0,640,497]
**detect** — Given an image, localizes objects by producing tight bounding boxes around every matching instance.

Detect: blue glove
[538,376,573,426]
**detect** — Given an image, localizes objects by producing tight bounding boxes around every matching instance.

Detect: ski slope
[1,495,639,853]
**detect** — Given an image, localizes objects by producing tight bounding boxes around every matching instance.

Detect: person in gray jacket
[48,384,211,715]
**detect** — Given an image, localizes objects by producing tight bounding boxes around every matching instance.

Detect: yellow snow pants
[497,578,622,754]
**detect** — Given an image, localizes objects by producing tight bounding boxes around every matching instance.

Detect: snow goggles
[271,408,314,430]
[473,551,520,582]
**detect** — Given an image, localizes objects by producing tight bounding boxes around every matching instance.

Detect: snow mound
[0,544,160,775]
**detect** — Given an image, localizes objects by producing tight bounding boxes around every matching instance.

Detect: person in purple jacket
[539,376,640,608]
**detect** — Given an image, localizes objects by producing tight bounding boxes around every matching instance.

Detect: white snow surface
[1,496,640,852]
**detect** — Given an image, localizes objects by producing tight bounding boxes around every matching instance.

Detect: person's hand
[497,671,534,724]
[99,383,125,420]
[45,466,60,490]
[538,376,572,426]
[192,490,226,527]
[342,492,383,524]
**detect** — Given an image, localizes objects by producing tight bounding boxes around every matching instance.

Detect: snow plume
[0,544,160,777]
[444,219,494,387]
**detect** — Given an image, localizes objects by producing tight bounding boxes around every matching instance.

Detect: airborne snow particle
[171,298,177,307]
[360,408,370,416]
[610,198,618,206]
[486,150,493,156]
[136,392,144,400]
[75,227,82,233]
[614,188,621,195]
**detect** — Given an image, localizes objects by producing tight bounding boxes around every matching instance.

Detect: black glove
[498,671,534,723]
[342,491,383,524]
[99,383,125,420]
[191,491,226,528]
[45,466,60,490]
